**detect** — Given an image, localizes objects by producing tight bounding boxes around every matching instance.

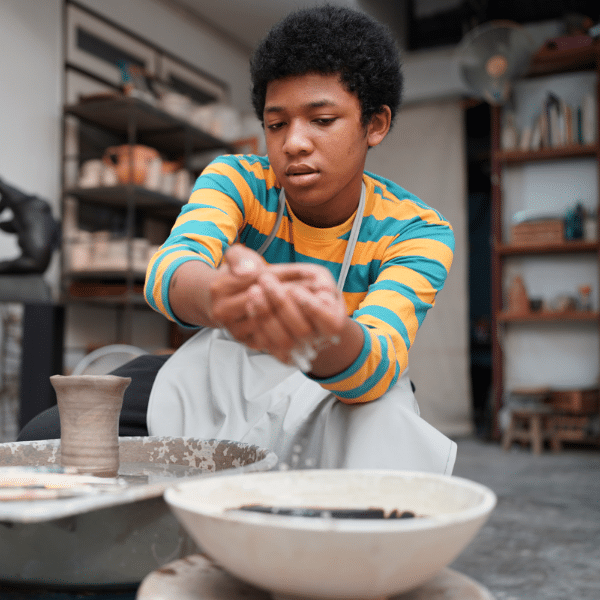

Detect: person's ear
[366,105,392,148]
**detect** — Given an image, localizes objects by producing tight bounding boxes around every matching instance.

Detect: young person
[19,5,456,473]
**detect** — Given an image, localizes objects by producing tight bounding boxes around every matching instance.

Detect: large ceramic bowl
[165,469,496,600]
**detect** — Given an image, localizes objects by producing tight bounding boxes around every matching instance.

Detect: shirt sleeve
[143,155,248,326]
[307,204,454,404]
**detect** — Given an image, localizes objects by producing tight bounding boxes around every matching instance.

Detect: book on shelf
[582,93,596,145]
[521,92,596,151]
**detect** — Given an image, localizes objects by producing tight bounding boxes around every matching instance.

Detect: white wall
[367,100,472,436]
[0,0,62,279]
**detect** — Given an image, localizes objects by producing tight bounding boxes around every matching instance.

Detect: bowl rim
[164,469,497,533]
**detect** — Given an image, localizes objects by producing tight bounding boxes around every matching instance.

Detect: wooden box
[511,220,563,246]
[549,388,599,414]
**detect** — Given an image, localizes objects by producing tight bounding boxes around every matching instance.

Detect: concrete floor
[449,437,600,600]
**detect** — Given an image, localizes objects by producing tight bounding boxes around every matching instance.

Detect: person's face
[264,73,390,227]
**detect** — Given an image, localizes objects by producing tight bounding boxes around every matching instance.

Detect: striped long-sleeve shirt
[145,154,454,403]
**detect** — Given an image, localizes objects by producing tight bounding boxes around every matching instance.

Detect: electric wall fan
[456,20,536,105]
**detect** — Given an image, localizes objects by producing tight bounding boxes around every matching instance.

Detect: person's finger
[211,288,252,325]
[258,273,315,341]
[246,283,270,317]
[268,263,337,292]
[288,285,347,337]
[225,244,266,278]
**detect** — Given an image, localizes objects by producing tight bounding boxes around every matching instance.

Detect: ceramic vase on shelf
[51,374,131,477]
[507,275,529,315]
[103,144,160,186]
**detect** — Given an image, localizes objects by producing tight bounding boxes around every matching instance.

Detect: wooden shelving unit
[497,310,599,323]
[490,40,600,444]
[496,240,598,255]
[61,95,234,342]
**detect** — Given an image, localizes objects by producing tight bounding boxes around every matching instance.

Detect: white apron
[147,185,457,474]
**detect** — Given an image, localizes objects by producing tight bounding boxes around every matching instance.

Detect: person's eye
[314,118,336,125]
[266,122,285,131]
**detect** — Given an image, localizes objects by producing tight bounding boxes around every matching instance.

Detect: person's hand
[211,245,347,368]
[246,263,347,367]
[208,244,266,335]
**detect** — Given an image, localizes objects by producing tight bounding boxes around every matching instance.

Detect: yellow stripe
[321,333,384,395]
[390,238,453,272]
[327,329,405,404]
[237,157,279,188]
[354,235,397,262]
[189,168,282,241]
[200,163,256,217]
[187,187,241,209]
[175,202,241,232]
[361,289,420,344]
[343,291,366,315]
[250,198,288,239]
[185,233,230,265]
[366,175,452,228]
[147,247,201,317]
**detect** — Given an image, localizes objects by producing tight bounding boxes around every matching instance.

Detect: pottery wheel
[136,554,495,600]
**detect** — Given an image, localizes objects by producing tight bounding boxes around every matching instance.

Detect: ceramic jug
[51,374,131,477]
[103,144,159,186]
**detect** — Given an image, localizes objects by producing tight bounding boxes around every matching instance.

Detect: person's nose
[283,120,313,155]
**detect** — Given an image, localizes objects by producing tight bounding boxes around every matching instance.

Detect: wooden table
[137,554,495,600]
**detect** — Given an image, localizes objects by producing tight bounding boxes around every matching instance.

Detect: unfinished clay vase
[51,374,131,477]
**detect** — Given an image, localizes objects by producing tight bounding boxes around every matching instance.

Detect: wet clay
[50,374,131,477]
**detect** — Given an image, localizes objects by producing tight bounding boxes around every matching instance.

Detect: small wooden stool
[502,408,553,455]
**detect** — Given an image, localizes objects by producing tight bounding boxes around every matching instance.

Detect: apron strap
[256,182,366,293]
[256,188,286,256]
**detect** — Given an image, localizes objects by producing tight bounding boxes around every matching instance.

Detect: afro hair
[250,4,403,127]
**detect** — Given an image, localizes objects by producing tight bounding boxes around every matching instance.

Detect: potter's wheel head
[0,437,277,589]
[0,436,277,523]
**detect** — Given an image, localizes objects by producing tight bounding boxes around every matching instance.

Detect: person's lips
[286,164,317,176]
[285,164,319,184]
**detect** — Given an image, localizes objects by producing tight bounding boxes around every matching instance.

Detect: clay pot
[507,275,529,315]
[103,144,160,186]
[51,374,131,477]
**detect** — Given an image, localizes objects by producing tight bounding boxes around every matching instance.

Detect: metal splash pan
[0,436,277,589]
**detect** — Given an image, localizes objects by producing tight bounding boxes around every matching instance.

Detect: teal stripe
[160,255,208,328]
[309,322,371,385]
[392,223,455,248]
[145,245,196,312]
[355,304,411,349]
[389,255,449,290]
[180,201,229,217]
[332,333,393,399]
[366,171,434,211]
[368,280,432,326]
[338,261,378,293]
[194,172,245,214]
[163,232,223,265]
[144,255,161,312]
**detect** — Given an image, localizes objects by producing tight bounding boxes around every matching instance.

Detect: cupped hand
[210,244,348,368]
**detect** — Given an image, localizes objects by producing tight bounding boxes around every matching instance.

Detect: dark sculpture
[0,179,60,274]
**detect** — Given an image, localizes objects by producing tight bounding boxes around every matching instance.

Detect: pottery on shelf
[103,144,160,186]
[51,374,131,477]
